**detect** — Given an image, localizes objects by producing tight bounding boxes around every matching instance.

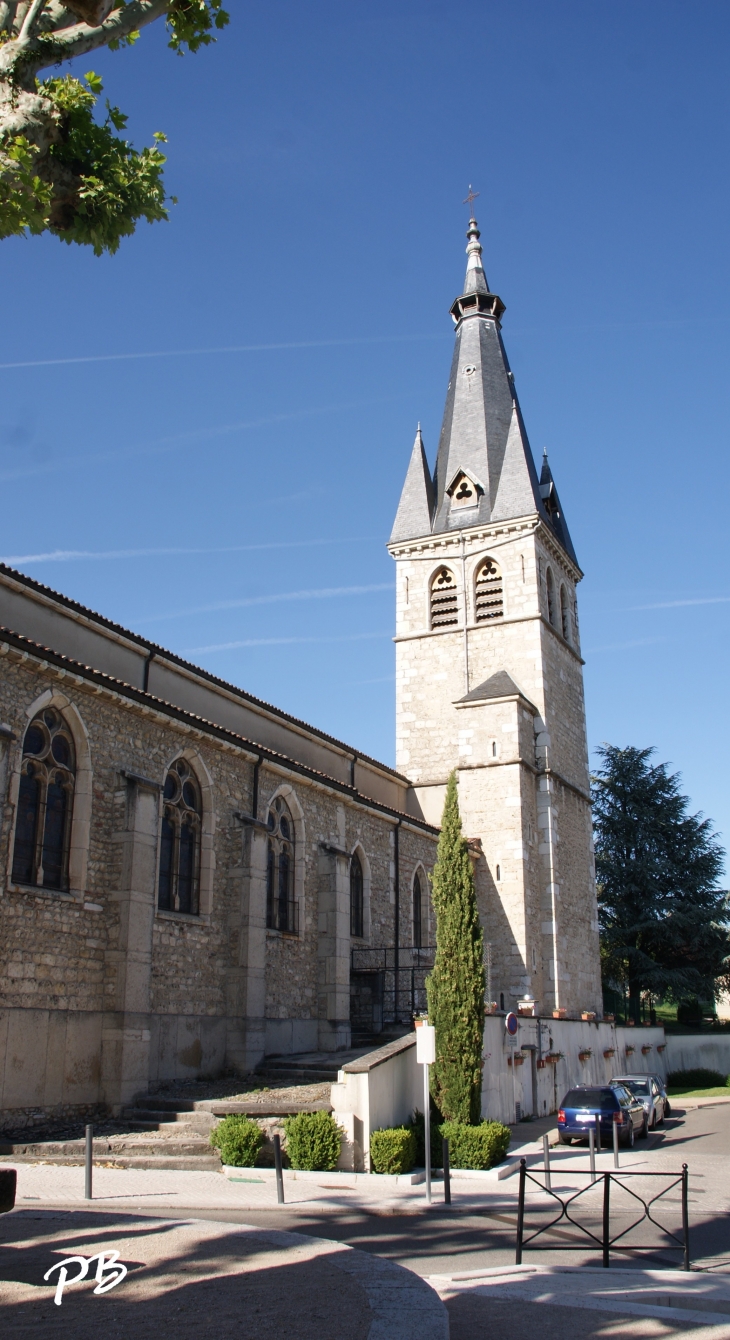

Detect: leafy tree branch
[0,1,229,253]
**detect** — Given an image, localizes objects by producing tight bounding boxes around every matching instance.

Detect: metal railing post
[542,1133,551,1193]
[589,1126,596,1183]
[273,1134,285,1204]
[602,1171,610,1268]
[516,1158,526,1264]
[84,1125,93,1200]
[682,1164,690,1271]
[442,1138,451,1205]
[612,1117,620,1168]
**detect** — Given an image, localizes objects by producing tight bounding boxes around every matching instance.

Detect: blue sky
[1,2,729,856]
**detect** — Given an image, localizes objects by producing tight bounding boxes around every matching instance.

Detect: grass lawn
[667,1085,730,1098]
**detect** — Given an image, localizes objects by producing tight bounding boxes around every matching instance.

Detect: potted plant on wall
[578,1048,593,1062]
[641,1044,652,1055]
[603,1048,615,1059]
[581,1011,596,1021]
[552,1007,567,1019]
[625,1044,635,1056]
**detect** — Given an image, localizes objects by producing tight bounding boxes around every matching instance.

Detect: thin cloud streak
[0,536,377,566]
[0,394,407,485]
[142,582,395,624]
[0,332,447,373]
[628,596,730,611]
[183,631,390,654]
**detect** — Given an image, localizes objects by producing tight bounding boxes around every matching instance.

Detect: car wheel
[664,1101,671,1118]
[623,1123,635,1148]
[651,1111,657,1131]
[639,1116,649,1140]
[558,1135,572,1145]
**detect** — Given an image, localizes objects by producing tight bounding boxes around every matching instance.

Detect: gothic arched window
[560,584,571,643]
[546,566,557,627]
[413,871,423,948]
[350,851,364,938]
[11,708,75,891]
[430,567,458,629]
[266,795,297,933]
[158,759,201,915]
[475,558,504,622]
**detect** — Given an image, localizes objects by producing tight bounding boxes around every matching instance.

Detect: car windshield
[621,1080,650,1096]
[563,1089,617,1109]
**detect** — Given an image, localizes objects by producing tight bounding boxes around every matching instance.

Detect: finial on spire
[463,184,480,216]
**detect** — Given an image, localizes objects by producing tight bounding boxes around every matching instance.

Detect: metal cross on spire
[463,184,479,216]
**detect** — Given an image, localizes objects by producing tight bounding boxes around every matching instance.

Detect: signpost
[416,1021,436,1204]
[505,1012,519,1124]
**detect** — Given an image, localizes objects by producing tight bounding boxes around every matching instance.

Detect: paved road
[176,1103,730,1278]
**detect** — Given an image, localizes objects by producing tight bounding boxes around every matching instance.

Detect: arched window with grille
[158,758,201,915]
[475,558,504,621]
[11,708,75,891]
[350,851,364,938]
[413,871,423,948]
[546,566,557,627]
[430,566,458,629]
[560,583,571,643]
[266,795,297,934]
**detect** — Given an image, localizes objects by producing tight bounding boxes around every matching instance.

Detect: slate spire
[389,424,435,544]
[389,216,578,566]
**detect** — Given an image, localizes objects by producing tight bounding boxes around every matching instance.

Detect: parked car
[557,1084,647,1147]
[610,1074,668,1127]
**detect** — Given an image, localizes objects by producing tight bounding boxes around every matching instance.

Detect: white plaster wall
[663,1034,730,1077]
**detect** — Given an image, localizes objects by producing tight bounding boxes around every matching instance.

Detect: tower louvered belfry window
[475,558,504,622]
[430,566,459,629]
[158,759,201,915]
[350,851,364,938]
[560,584,571,643]
[546,566,557,626]
[11,708,75,891]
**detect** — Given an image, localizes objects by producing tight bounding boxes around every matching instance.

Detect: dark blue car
[557,1084,647,1147]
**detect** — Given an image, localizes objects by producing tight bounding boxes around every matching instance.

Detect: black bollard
[84,1125,93,1200]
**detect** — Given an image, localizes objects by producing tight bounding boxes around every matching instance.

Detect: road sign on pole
[416,1023,436,1204]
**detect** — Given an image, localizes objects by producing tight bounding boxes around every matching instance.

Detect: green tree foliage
[426,770,485,1124]
[593,744,729,1022]
[0,1,229,253]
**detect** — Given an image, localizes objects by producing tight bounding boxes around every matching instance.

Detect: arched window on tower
[265,795,297,934]
[158,758,201,915]
[430,566,459,629]
[546,567,557,627]
[350,851,364,938]
[413,871,423,948]
[11,708,75,890]
[475,558,504,621]
[560,584,571,643]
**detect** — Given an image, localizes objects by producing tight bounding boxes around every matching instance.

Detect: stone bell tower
[388,215,602,1018]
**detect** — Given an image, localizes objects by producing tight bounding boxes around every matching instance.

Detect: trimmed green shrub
[667,1068,728,1091]
[370,1126,416,1175]
[283,1111,343,1171]
[410,1107,444,1168]
[440,1119,511,1170]
[209,1115,264,1167]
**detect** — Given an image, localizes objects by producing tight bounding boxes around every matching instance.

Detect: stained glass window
[157,759,201,915]
[11,709,75,891]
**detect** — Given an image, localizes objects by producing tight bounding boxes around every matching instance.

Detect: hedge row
[370,1116,511,1174]
[209,1111,343,1170]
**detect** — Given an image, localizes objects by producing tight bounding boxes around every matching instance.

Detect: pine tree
[426,771,485,1123]
[593,744,729,1022]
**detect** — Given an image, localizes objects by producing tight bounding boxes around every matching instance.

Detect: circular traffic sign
[505,1011,518,1036]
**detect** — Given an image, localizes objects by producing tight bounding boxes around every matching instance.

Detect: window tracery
[350,851,364,939]
[475,558,504,621]
[430,567,459,629]
[11,708,75,891]
[560,584,571,643]
[158,758,201,915]
[266,795,297,934]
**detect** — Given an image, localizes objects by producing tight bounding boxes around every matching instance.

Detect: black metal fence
[350,946,435,1029]
[515,1158,690,1270]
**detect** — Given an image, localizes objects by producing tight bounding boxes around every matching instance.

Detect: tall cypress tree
[426,771,485,1124]
[593,744,729,1021]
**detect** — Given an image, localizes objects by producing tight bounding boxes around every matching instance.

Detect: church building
[0,216,601,1128]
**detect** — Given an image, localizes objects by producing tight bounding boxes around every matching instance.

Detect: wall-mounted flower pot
[603,1049,615,1059]
[603,1013,615,1022]
[553,1009,567,1019]
[657,1044,666,1053]
[625,1046,635,1055]
[513,1055,525,1066]
[641,1045,652,1054]
[581,1012,596,1022]
[545,1054,560,1065]
[578,1051,592,1061]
